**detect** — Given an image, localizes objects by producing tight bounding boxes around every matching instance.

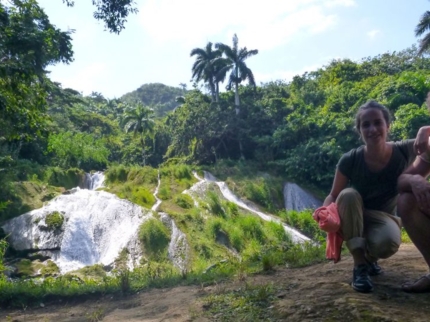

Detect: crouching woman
[323,100,416,293]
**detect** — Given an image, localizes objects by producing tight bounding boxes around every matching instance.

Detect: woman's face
[358,108,389,145]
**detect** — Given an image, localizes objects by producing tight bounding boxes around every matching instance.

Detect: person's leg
[337,188,366,266]
[363,210,401,262]
[398,192,430,292]
[337,188,373,292]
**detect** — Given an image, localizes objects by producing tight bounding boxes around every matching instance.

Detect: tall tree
[0,0,74,140]
[416,10,430,55]
[190,42,222,102]
[216,34,258,112]
[122,103,155,166]
[62,0,138,34]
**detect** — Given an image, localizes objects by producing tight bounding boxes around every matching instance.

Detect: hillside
[120,83,186,117]
[1,243,429,321]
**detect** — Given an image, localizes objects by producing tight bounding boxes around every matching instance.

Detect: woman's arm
[323,169,348,206]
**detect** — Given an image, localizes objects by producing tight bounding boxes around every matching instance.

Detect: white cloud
[138,0,356,50]
[53,63,107,95]
[367,29,381,40]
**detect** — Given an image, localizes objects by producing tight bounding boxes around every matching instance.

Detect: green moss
[40,260,60,276]
[44,167,85,189]
[0,181,63,222]
[16,259,34,277]
[45,211,64,230]
[68,264,107,280]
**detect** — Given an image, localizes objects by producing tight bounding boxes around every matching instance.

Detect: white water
[204,172,310,243]
[83,171,105,190]
[151,171,162,211]
[283,182,321,212]
[2,173,152,273]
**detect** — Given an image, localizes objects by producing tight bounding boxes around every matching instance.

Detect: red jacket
[313,203,343,263]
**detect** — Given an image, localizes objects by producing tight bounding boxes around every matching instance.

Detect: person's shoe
[367,261,383,276]
[352,264,374,293]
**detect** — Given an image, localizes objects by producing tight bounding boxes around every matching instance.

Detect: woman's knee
[337,188,362,206]
[368,237,400,259]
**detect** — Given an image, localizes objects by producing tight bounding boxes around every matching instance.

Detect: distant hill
[120,83,186,118]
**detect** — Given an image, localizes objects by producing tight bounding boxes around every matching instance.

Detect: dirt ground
[2,243,430,322]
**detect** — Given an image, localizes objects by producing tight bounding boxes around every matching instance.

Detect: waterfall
[83,171,105,190]
[151,171,162,211]
[283,182,322,212]
[2,189,152,273]
[204,172,310,244]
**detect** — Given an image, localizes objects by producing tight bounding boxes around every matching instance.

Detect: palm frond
[418,31,430,55]
[415,11,430,36]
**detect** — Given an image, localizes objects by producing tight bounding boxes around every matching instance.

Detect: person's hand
[414,126,430,155]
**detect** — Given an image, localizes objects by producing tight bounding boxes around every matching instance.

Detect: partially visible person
[323,100,417,293]
[397,93,430,293]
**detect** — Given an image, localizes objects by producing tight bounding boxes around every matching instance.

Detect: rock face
[283,182,322,212]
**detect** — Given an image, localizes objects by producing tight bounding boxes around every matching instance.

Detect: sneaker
[367,261,383,276]
[352,264,374,293]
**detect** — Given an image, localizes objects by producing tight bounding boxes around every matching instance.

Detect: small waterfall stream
[204,172,310,243]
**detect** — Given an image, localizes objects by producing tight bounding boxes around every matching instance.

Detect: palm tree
[190,42,222,102]
[122,102,155,166]
[216,34,258,113]
[416,10,430,55]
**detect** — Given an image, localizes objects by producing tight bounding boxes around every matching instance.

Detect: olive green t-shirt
[337,140,416,211]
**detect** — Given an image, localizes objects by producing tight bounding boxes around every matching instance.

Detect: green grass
[201,283,278,321]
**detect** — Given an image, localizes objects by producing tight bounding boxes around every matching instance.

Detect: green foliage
[47,132,110,170]
[207,192,226,217]
[391,103,430,140]
[45,211,64,230]
[40,260,60,276]
[121,83,185,118]
[278,209,326,243]
[44,167,84,189]
[139,219,170,258]
[174,194,194,209]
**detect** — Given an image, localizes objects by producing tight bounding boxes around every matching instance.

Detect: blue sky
[37,0,429,99]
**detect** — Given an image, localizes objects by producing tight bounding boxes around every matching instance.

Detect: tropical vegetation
[0,0,429,310]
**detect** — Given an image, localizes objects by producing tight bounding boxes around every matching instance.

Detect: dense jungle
[2,0,430,321]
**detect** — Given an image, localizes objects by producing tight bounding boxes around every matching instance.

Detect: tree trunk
[234,81,240,114]
[140,135,146,167]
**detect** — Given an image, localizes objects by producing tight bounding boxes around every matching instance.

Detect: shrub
[207,192,225,217]
[237,216,265,243]
[174,194,193,209]
[105,165,128,183]
[45,211,64,230]
[139,219,170,257]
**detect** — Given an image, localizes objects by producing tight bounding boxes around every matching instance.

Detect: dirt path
[2,244,430,321]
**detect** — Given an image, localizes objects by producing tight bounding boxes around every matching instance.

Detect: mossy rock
[45,211,64,230]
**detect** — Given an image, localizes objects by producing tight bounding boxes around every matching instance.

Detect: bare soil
[2,243,430,322]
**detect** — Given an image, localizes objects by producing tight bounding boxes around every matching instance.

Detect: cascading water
[83,171,105,190]
[151,171,162,212]
[204,172,310,243]
[283,182,322,212]
[2,173,152,273]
